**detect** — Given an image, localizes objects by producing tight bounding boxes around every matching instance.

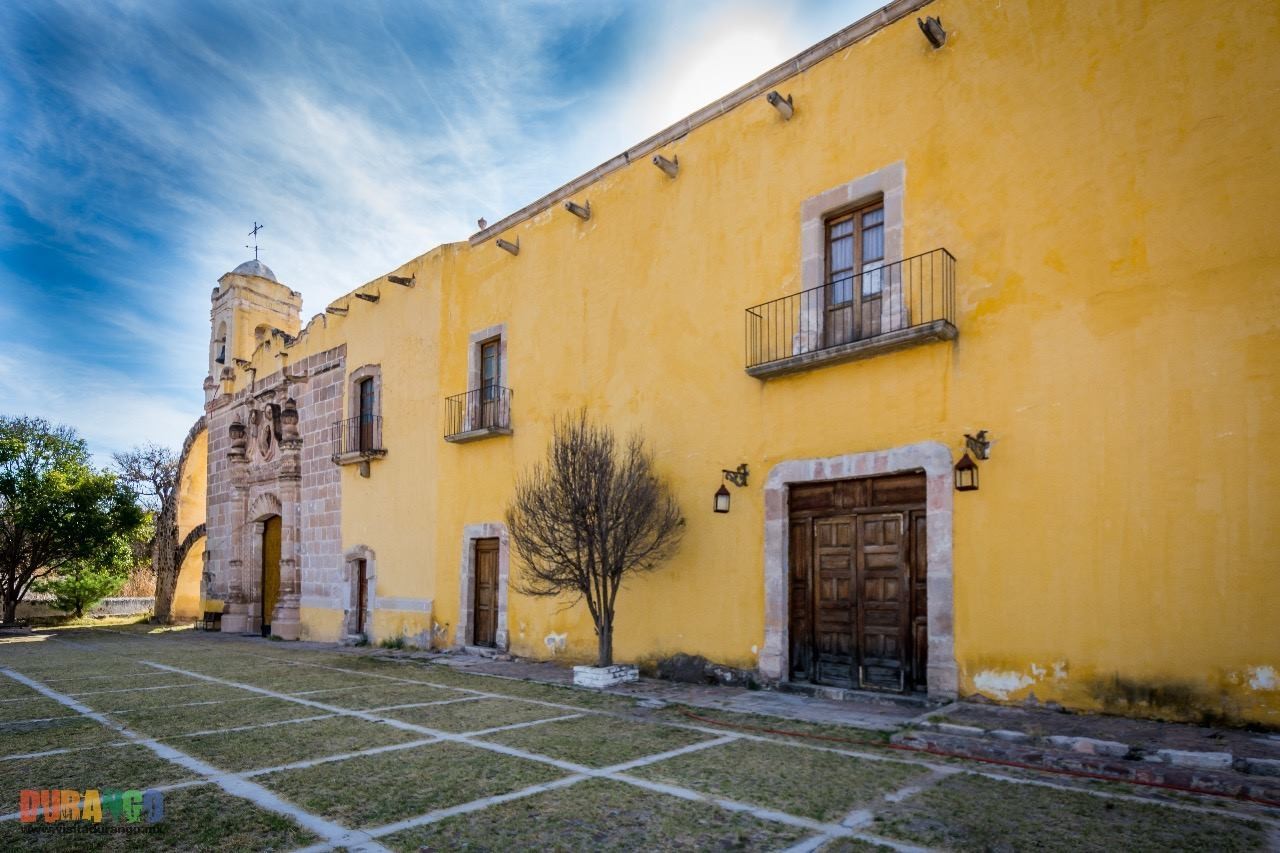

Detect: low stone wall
[15,596,154,620]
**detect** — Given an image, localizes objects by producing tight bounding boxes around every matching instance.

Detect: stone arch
[248,492,283,523]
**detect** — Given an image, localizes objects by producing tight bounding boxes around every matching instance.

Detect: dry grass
[871,773,1268,852]
[170,715,422,773]
[0,785,319,852]
[382,697,566,733]
[631,738,929,822]
[258,741,566,829]
[480,713,714,767]
[111,697,320,738]
[0,744,194,810]
[0,716,120,756]
[309,682,466,709]
[387,777,810,852]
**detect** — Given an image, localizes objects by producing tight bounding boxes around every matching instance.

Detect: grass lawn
[385,777,811,852]
[110,697,322,738]
[0,716,120,756]
[480,713,715,767]
[871,773,1268,852]
[75,683,261,713]
[258,741,567,829]
[0,698,79,723]
[382,697,570,733]
[307,681,465,709]
[0,785,319,852]
[170,715,423,773]
[1,627,1272,853]
[630,738,929,822]
[0,744,195,811]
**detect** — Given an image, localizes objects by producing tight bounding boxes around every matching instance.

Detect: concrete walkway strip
[0,667,392,853]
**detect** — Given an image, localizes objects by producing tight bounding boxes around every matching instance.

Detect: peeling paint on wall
[544,632,567,654]
[972,669,1035,700]
[1248,665,1278,691]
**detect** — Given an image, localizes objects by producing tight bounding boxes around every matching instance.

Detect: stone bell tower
[204,259,303,402]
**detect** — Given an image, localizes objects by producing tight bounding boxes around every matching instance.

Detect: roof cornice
[468,0,934,247]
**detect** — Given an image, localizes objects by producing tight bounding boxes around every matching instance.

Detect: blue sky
[0,0,879,464]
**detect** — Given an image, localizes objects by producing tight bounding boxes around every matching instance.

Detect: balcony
[445,386,513,443]
[331,415,387,465]
[745,248,956,378]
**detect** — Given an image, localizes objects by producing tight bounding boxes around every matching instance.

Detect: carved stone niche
[228,420,247,459]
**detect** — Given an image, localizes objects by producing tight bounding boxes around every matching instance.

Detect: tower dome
[231,259,278,282]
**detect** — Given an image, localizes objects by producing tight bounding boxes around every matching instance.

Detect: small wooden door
[261,515,282,636]
[472,538,499,647]
[355,559,368,635]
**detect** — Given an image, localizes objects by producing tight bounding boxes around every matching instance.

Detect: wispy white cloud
[0,0,879,459]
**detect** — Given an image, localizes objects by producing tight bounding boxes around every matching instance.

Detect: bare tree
[112,444,178,512]
[507,411,684,667]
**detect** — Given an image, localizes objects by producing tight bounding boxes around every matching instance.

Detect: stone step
[893,728,1280,804]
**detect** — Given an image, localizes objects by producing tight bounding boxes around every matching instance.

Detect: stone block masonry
[204,345,346,637]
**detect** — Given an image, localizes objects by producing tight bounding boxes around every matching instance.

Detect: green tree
[0,416,144,624]
[32,534,133,618]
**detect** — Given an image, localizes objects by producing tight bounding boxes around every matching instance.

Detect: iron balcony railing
[745,248,956,371]
[444,385,513,440]
[331,415,384,459]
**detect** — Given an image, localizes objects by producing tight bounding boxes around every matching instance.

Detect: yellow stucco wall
[206,0,1280,725]
[172,427,207,620]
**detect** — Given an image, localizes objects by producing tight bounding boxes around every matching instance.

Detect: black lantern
[714,484,731,513]
[954,452,979,491]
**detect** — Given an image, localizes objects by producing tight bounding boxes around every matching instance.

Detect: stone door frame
[454,522,511,651]
[761,441,957,699]
[343,545,376,639]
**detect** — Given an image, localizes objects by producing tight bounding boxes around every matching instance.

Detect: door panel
[788,517,813,680]
[856,513,910,690]
[473,538,499,647]
[813,516,855,687]
[910,510,929,691]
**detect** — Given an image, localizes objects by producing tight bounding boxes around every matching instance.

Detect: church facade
[185,0,1280,726]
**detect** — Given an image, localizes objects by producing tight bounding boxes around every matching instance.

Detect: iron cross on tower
[246,221,265,260]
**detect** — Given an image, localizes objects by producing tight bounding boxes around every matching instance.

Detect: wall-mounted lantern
[714,463,749,513]
[714,484,731,513]
[954,452,979,492]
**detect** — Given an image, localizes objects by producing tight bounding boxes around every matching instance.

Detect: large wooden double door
[788,473,927,693]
